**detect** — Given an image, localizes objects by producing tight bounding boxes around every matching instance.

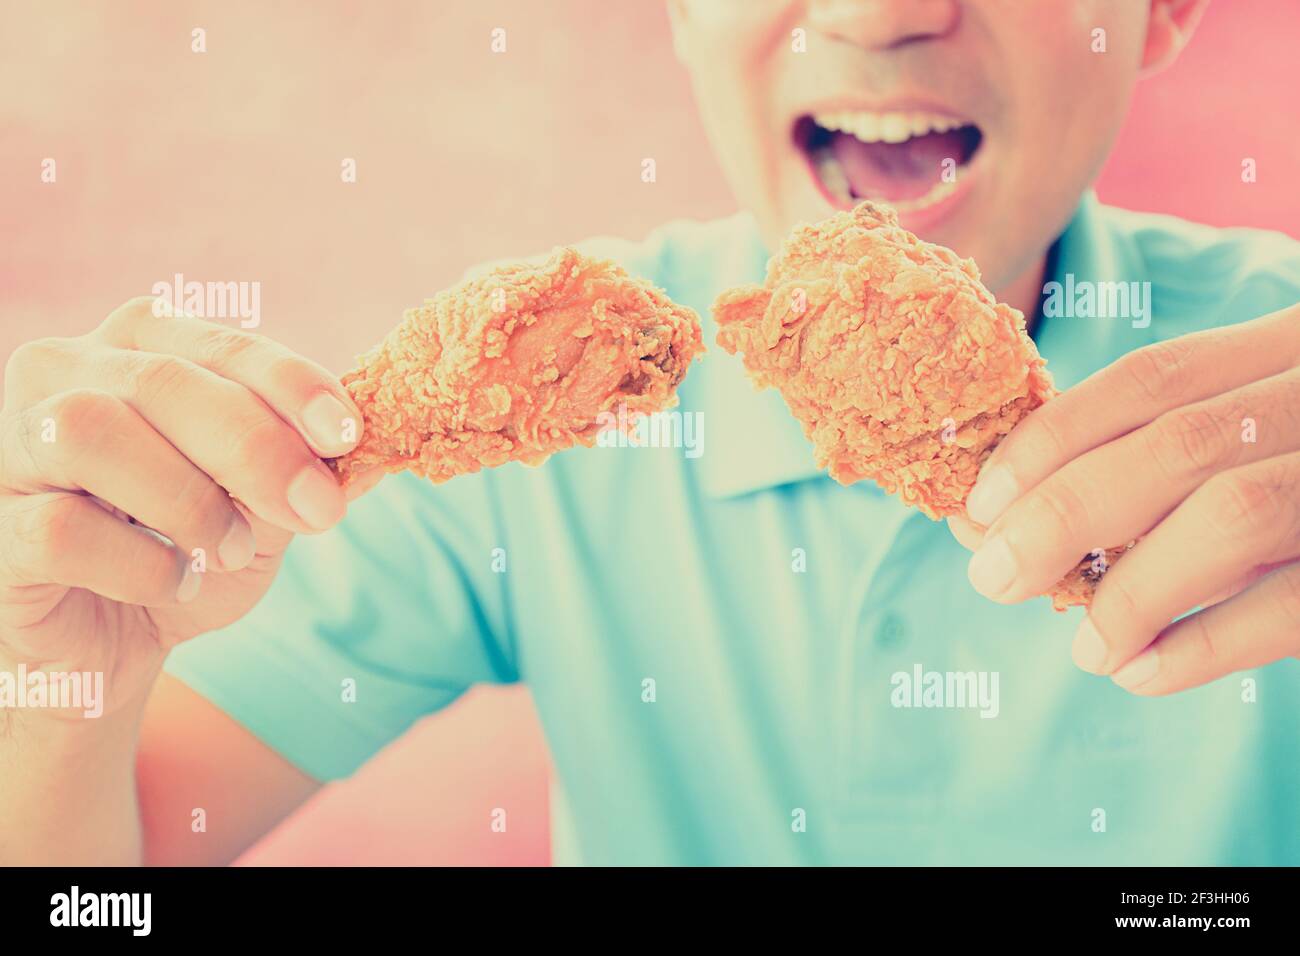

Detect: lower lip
[801,141,983,233]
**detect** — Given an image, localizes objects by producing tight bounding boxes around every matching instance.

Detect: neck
[996,253,1050,336]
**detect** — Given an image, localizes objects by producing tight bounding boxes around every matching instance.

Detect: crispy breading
[329,248,703,486]
[715,199,1121,610]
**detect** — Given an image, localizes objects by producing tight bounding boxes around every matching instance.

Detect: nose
[807,0,959,50]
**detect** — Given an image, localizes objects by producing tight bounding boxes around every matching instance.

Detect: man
[2,0,1297,865]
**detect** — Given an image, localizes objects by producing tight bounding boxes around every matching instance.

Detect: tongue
[830,128,966,201]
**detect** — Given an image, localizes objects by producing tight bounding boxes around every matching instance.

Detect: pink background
[3,1,1297,865]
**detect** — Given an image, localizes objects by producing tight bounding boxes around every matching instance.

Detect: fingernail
[176,560,202,603]
[967,536,1017,598]
[217,514,255,570]
[302,393,357,454]
[1071,616,1108,673]
[966,463,1019,526]
[287,466,345,531]
[1111,648,1160,690]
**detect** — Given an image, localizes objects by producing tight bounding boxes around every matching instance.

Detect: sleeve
[163,470,516,782]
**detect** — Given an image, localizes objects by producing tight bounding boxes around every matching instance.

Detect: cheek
[678,0,791,68]
[996,0,1144,114]
[1003,20,1141,177]
[967,10,1145,287]
[677,14,793,189]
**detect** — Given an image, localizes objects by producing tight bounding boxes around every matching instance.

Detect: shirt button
[875,612,908,649]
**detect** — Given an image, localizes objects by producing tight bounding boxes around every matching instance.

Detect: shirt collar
[1032,190,1147,389]
[691,217,828,499]
[696,191,1134,499]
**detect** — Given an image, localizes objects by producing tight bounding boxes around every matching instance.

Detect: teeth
[909,114,934,137]
[807,109,975,210]
[879,113,910,143]
[812,109,967,144]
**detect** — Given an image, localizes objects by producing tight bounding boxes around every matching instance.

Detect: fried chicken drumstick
[329,248,703,486]
[714,200,1129,610]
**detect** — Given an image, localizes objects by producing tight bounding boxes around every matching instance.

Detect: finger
[946,514,986,551]
[1200,560,1290,607]
[96,297,363,457]
[342,467,386,502]
[1106,562,1300,696]
[967,368,1300,602]
[6,323,347,536]
[1072,452,1300,675]
[2,336,80,408]
[965,305,1300,526]
[0,493,200,608]
[230,499,294,563]
[31,347,346,535]
[0,391,255,571]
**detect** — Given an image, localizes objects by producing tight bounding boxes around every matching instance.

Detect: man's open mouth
[794,110,983,212]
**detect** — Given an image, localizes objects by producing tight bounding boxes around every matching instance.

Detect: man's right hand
[0,297,366,724]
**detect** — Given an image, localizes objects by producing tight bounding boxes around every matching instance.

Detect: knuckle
[1092,572,1157,660]
[1200,470,1279,539]
[125,354,194,405]
[990,404,1073,484]
[1095,565,1142,628]
[1027,478,1091,541]
[4,337,71,390]
[135,541,182,597]
[1147,406,1232,478]
[199,328,264,369]
[227,413,297,479]
[1269,568,1300,629]
[49,389,128,455]
[1121,338,1195,407]
[1,408,41,480]
[24,495,91,568]
[97,296,164,340]
[0,507,19,582]
[118,295,161,313]
[264,352,311,390]
[1184,612,1220,671]
[1025,406,1075,466]
[173,470,233,542]
[1265,375,1300,439]
[103,295,163,329]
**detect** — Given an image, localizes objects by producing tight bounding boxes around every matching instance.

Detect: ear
[1141,0,1210,74]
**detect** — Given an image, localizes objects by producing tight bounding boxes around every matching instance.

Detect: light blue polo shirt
[167,194,1300,865]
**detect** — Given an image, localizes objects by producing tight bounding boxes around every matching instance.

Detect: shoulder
[1098,204,1300,327]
